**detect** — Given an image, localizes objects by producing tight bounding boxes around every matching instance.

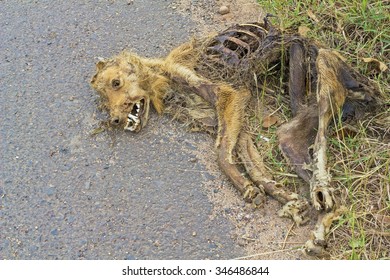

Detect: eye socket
[111,79,121,90]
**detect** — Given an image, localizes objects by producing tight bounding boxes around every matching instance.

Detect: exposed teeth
[125,125,136,131]
[125,117,138,131]
[128,114,140,124]
[124,101,143,131]
[128,114,138,121]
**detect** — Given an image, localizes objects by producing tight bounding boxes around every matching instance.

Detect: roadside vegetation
[257,0,389,259]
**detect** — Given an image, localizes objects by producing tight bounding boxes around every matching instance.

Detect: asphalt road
[0,0,244,259]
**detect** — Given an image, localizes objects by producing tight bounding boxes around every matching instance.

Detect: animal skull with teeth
[90,53,165,133]
[125,100,144,131]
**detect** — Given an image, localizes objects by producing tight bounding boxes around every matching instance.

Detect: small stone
[189,157,197,163]
[45,187,56,196]
[192,231,197,237]
[219,5,230,15]
[237,238,247,247]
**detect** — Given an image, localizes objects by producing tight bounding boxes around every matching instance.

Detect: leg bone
[311,49,348,211]
[304,206,347,257]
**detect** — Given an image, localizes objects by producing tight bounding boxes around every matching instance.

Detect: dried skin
[90,20,380,257]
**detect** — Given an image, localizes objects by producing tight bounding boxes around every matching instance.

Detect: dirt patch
[172,0,265,33]
[168,0,316,260]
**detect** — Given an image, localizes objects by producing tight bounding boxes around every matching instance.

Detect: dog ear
[90,72,99,86]
[96,57,107,70]
[90,58,107,86]
[90,73,98,86]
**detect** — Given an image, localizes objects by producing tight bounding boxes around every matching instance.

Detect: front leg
[217,139,266,206]
[215,85,266,206]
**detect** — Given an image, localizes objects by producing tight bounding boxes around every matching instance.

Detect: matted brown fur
[90,20,381,257]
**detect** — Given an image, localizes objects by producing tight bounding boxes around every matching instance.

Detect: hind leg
[304,206,347,257]
[237,132,309,225]
[278,41,317,184]
[310,49,348,211]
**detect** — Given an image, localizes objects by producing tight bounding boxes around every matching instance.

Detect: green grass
[257,0,390,259]
[260,0,389,84]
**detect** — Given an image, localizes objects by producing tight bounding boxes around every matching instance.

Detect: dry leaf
[90,127,105,136]
[307,10,319,23]
[262,115,279,128]
[363,57,388,72]
[298,25,311,37]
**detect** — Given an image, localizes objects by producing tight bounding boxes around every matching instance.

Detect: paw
[310,226,327,247]
[243,184,266,207]
[278,199,309,226]
[304,239,329,258]
[310,185,335,211]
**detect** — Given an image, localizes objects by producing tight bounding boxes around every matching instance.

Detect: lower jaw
[124,122,140,131]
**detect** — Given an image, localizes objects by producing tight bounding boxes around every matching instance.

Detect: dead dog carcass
[90,18,381,256]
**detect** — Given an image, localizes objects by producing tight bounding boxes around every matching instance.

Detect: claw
[243,184,266,207]
[304,239,329,258]
[252,192,266,207]
[304,206,347,257]
[310,185,335,211]
[278,199,310,226]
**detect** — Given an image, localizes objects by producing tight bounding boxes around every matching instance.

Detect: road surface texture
[1,0,311,259]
